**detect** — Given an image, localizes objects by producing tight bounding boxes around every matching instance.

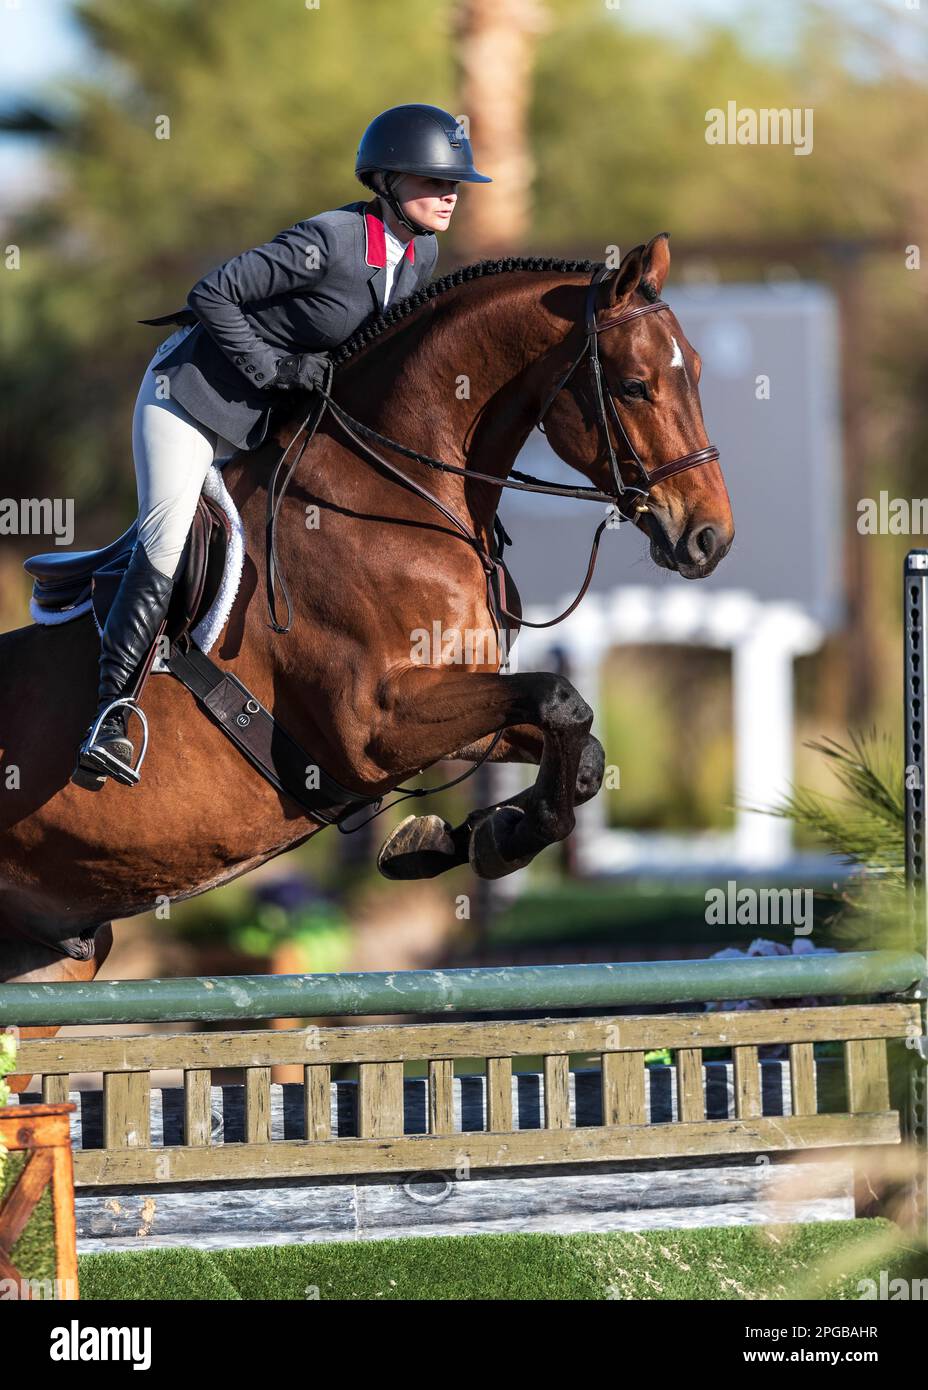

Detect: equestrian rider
[74,104,490,787]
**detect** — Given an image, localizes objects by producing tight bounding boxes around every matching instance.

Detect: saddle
[25,492,231,642]
[24,493,377,823]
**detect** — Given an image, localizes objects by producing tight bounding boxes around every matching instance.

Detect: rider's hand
[272,352,330,391]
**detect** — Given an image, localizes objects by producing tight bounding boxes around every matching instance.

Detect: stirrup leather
[78,697,150,787]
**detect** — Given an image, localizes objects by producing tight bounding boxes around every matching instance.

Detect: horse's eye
[621,379,647,399]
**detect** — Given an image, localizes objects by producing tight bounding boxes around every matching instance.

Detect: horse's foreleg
[449,725,605,805]
[378,728,546,880]
[449,726,545,764]
[372,670,601,881]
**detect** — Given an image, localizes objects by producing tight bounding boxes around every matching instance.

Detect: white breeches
[132,326,237,579]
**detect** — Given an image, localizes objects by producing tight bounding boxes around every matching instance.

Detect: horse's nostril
[694,525,716,560]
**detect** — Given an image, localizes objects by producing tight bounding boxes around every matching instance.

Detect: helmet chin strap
[377,173,430,237]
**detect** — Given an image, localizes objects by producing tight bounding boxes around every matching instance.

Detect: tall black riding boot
[73,541,174,787]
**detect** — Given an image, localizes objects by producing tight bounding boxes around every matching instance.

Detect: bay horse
[0,234,732,1078]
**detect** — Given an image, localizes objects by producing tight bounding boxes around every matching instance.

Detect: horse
[0,234,733,1081]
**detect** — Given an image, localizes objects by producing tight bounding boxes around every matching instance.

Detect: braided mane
[332,256,601,365]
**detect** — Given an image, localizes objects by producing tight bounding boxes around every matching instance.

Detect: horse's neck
[220,277,575,572]
[337,282,567,539]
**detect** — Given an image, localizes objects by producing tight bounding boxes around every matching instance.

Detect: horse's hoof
[576,733,606,803]
[468,804,535,880]
[377,813,460,880]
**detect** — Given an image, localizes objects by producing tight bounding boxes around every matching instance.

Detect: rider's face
[392,175,459,232]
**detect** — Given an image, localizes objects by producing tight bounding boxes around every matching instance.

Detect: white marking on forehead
[669,335,685,369]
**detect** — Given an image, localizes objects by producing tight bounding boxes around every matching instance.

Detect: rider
[74,104,491,787]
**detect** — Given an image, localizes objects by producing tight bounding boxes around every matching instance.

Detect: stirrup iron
[78,697,150,787]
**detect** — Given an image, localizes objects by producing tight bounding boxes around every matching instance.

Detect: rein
[264,266,720,636]
[265,368,331,634]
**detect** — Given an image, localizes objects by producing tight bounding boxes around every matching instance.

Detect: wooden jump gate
[6,955,925,1248]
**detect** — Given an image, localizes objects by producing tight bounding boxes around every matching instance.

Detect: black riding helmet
[356,103,491,234]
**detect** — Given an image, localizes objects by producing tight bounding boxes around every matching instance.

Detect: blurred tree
[2,0,452,531]
[452,0,548,257]
[531,1,928,249]
[2,0,927,749]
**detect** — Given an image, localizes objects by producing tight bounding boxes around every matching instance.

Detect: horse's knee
[535,674,593,734]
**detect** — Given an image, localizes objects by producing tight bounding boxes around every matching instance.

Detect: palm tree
[452,0,549,258]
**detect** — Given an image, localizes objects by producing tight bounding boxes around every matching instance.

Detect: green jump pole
[0,950,923,1027]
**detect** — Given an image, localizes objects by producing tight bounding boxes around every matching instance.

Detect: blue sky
[2,0,87,100]
[1,0,87,200]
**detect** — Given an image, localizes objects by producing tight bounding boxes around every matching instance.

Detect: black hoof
[576,734,605,803]
[377,813,461,880]
[468,805,536,880]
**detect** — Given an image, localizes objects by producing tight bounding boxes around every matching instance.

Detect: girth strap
[163,642,376,824]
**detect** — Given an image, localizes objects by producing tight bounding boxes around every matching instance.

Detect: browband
[594,298,670,332]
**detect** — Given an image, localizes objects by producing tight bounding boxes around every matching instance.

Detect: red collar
[364,209,415,268]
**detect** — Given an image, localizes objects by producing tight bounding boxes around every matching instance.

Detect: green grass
[78,1221,928,1301]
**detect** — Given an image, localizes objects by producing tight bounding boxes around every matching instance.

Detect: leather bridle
[265,265,721,634]
[536,264,720,514]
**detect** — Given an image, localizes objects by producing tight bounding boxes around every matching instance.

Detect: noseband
[537,266,720,513]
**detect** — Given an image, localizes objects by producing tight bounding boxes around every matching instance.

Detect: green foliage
[230,902,351,973]
[0,1029,16,1185]
[66,0,450,260]
[599,647,734,832]
[6,0,928,522]
[3,0,452,516]
[531,1,928,247]
[763,729,918,952]
[0,1029,15,1108]
[768,730,904,886]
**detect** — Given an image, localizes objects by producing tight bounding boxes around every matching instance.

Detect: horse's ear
[602,244,646,311]
[640,232,671,297]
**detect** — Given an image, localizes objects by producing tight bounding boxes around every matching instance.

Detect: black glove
[272,351,330,391]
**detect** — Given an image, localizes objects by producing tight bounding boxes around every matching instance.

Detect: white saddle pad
[29,462,245,661]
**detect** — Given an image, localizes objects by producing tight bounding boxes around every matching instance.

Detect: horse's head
[540,234,734,579]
